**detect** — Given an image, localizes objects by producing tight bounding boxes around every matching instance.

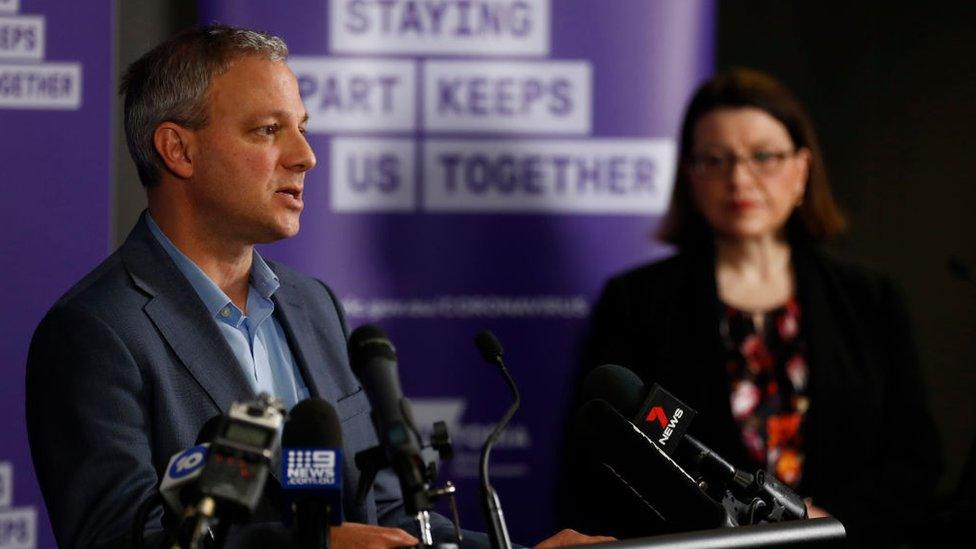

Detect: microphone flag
[281,447,344,525]
[635,384,698,456]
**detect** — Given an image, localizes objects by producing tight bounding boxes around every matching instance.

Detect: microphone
[583,365,807,523]
[348,325,433,543]
[195,415,228,445]
[473,331,517,549]
[181,394,286,548]
[159,415,225,522]
[132,415,226,549]
[572,398,730,531]
[281,398,344,549]
[578,362,645,415]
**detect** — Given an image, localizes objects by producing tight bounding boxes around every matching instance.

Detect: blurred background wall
[112,0,976,495]
[114,0,976,490]
[6,1,969,546]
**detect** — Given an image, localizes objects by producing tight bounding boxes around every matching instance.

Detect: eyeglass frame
[686,148,805,180]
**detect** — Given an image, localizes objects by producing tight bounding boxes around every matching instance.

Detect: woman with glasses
[578,68,942,546]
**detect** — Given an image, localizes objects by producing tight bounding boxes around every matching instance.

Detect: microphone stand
[349,325,462,548]
[355,418,461,548]
[475,331,519,549]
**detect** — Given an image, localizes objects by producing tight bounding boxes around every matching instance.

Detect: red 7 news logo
[645,406,668,428]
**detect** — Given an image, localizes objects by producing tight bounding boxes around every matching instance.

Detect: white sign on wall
[290,57,416,133]
[423,59,591,134]
[330,0,551,56]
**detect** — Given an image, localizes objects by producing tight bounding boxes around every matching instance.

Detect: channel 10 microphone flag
[0,0,115,547]
[201,0,714,541]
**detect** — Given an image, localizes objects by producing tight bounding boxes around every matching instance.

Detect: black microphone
[183,395,285,548]
[348,325,433,542]
[473,331,517,549]
[583,365,807,523]
[281,398,344,549]
[196,415,227,445]
[573,398,730,531]
[133,415,225,549]
[158,415,226,523]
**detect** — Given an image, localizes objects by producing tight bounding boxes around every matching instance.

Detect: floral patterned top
[721,296,809,488]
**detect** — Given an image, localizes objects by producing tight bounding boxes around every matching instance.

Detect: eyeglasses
[688,149,798,179]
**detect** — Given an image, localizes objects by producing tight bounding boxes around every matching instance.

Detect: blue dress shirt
[146,213,309,409]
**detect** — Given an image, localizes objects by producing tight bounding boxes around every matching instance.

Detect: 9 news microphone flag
[282,398,345,548]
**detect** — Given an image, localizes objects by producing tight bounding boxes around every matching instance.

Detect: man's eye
[753,151,777,164]
[257,124,279,136]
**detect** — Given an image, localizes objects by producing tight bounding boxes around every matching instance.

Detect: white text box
[424,59,590,134]
[0,62,81,109]
[290,57,415,133]
[0,508,35,549]
[0,463,10,507]
[424,139,676,214]
[0,1,20,15]
[0,15,43,60]
[331,0,550,56]
[331,137,416,212]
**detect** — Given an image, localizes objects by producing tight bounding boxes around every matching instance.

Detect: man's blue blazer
[26,214,404,546]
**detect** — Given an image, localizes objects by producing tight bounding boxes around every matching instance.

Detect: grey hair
[120,24,289,187]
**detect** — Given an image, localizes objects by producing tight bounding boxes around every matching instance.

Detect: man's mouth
[275,187,304,208]
[275,188,303,199]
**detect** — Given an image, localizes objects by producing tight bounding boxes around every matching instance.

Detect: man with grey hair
[25,24,607,549]
[26,23,426,547]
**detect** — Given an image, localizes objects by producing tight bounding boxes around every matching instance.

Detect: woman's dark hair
[658,68,846,247]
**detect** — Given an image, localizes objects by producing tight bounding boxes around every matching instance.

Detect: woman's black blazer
[578,242,943,546]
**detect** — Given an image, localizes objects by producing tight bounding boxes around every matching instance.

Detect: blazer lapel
[271,276,341,403]
[682,249,746,459]
[792,244,865,483]
[121,214,257,413]
[793,245,864,394]
[662,248,729,407]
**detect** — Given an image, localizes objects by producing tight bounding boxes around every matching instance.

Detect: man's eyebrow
[245,112,310,124]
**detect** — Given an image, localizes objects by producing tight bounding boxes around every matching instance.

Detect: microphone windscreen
[349,324,396,370]
[284,398,343,448]
[474,330,504,362]
[581,364,645,416]
[347,324,407,434]
[195,414,225,445]
[281,398,345,527]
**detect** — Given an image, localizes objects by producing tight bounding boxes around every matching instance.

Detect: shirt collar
[145,212,280,318]
[249,249,280,300]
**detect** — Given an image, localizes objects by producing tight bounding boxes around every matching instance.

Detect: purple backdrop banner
[202,0,713,541]
[0,0,113,547]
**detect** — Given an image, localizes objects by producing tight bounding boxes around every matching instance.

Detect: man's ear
[153,122,196,179]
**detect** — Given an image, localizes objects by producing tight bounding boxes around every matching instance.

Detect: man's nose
[284,130,317,173]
